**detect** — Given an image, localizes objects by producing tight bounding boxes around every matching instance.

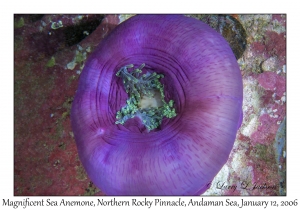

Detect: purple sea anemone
[71,15,243,195]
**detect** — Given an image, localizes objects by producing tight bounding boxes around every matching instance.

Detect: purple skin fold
[71,15,243,195]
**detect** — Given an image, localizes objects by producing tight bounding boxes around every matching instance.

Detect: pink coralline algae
[264,31,286,66]
[14,14,120,196]
[210,15,286,196]
[250,31,286,68]
[250,114,279,145]
[251,71,286,145]
[257,71,286,97]
[257,72,277,90]
[251,41,267,55]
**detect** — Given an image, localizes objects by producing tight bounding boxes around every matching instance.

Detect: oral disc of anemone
[115,63,176,131]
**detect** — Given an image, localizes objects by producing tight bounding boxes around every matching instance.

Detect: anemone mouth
[106,55,188,135]
[114,63,177,132]
[139,89,163,109]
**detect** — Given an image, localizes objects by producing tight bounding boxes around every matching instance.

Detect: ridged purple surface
[71,15,243,195]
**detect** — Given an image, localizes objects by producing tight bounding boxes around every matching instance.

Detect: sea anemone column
[71,15,243,195]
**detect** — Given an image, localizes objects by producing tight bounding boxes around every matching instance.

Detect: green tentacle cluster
[115,63,176,131]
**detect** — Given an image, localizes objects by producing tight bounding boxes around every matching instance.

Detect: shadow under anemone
[71,14,243,195]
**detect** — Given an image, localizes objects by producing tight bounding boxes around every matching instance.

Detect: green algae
[252,143,276,164]
[66,49,87,70]
[14,17,24,28]
[67,74,78,87]
[84,183,100,196]
[46,56,56,68]
[51,97,73,141]
[14,35,23,51]
[51,20,63,30]
[75,165,87,181]
[61,111,69,120]
[254,144,268,161]
[239,15,272,42]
